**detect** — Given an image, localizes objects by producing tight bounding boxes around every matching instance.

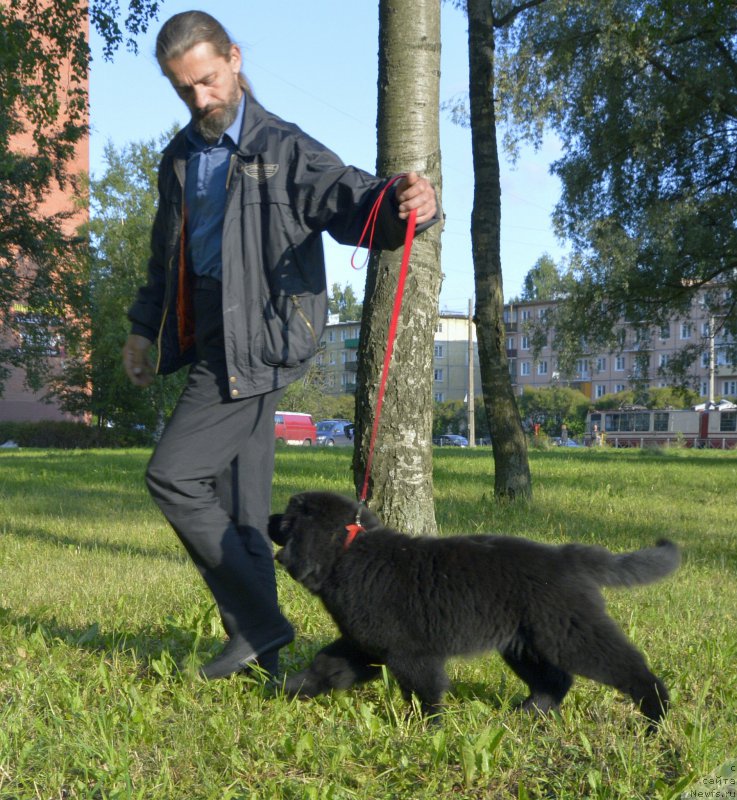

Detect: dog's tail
[570,539,680,587]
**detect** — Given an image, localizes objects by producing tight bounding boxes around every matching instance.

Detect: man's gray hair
[155,10,251,93]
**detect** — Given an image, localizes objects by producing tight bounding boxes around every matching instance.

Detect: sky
[89,0,568,310]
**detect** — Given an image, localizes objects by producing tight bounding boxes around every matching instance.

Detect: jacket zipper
[290,294,318,348]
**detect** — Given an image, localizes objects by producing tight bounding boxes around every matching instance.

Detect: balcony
[344,338,360,349]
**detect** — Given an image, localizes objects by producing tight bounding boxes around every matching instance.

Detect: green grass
[0,446,735,799]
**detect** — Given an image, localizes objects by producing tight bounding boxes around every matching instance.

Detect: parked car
[316,419,354,447]
[434,434,469,447]
[553,437,582,447]
[274,412,316,446]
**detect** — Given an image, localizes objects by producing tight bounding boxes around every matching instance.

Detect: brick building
[0,18,89,423]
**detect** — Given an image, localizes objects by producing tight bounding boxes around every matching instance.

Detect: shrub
[0,421,152,449]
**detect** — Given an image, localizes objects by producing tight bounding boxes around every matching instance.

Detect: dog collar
[344,523,365,550]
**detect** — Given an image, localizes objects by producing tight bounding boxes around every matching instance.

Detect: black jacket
[128,95,435,399]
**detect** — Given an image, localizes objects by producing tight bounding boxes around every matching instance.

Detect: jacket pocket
[262,291,326,367]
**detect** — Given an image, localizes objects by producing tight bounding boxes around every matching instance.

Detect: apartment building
[318,312,482,403]
[505,295,737,401]
[320,294,736,404]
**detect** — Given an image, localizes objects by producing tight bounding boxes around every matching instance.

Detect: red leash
[346,177,418,546]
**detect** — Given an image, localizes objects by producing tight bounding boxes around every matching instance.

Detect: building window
[520,361,530,376]
[576,359,590,375]
[595,384,607,398]
[680,323,693,340]
[659,354,669,368]
[615,384,626,393]
[506,337,515,350]
[328,331,335,343]
[724,381,737,397]
[537,361,548,376]
[596,357,606,372]
[434,344,444,358]
[434,368,443,382]
[436,322,443,333]
[521,336,530,351]
[659,324,670,339]
[615,356,626,371]
[521,309,532,321]
[654,412,669,432]
[434,392,444,403]
[720,411,737,433]
[341,352,347,364]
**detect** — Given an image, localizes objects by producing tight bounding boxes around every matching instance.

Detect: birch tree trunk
[353,0,442,535]
[467,0,532,499]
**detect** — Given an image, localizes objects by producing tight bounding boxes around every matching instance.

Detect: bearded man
[122,10,438,681]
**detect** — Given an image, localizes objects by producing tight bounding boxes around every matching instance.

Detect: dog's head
[268,491,381,593]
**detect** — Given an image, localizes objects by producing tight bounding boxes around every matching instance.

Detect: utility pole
[709,313,716,406]
[467,298,476,447]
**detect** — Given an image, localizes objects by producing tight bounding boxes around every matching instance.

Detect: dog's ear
[267,513,289,546]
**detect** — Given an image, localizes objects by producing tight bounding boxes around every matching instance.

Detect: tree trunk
[354,0,442,535]
[467,0,532,499]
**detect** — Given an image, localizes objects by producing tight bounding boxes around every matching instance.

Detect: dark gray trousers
[145,282,292,652]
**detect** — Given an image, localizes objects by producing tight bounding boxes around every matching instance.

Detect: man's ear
[267,514,289,546]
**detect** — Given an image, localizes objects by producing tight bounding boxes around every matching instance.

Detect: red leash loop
[356,198,418,507]
[350,174,407,271]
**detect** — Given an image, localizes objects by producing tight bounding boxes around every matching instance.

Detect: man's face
[164,41,242,143]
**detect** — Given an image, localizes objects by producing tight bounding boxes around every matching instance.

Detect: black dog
[268,491,679,726]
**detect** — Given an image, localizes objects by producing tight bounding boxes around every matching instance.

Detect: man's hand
[123,334,155,387]
[395,171,438,226]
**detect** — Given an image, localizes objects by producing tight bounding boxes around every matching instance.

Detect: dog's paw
[519,693,560,716]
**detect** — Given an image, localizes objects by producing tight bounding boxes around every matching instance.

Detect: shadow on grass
[0,604,218,678]
[3,520,187,564]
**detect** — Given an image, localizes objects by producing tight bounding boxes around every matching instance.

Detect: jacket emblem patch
[242,163,279,182]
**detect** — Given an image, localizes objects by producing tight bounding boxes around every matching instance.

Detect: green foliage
[501,0,737,376]
[433,396,490,440]
[592,386,702,412]
[0,420,151,448]
[279,366,355,421]
[519,253,564,302]
[0,1,161,396]
[0,447,735,797]
[519,385,591,436]
[328,283,363,322]
[45,134,187,429]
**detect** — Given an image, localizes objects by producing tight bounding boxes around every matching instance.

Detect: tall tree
[48,135,186,431]
[520,253,563,301]
[354,0,442,534]
[0,0,160,396]
[504,0,737,379]
[328,283,363,321]
[464,0,550,500]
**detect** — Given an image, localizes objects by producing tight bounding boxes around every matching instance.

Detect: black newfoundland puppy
[268,491,679,727]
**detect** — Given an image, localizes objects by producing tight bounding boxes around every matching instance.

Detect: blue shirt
[185,95,246,280]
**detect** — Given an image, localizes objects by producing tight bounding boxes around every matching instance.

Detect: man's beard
[194,93,240,144]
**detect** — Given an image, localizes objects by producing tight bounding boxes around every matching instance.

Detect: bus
[585,405,737,449]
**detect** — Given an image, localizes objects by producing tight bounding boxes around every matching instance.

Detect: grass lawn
[0,446,735,799]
